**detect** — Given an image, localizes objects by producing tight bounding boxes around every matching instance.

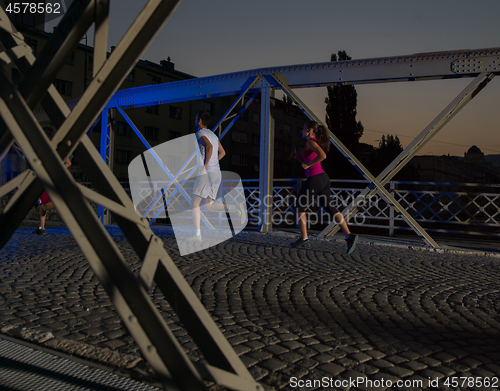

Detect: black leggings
[295,173,339,217]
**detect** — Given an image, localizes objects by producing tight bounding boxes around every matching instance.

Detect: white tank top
[196,129,220,172]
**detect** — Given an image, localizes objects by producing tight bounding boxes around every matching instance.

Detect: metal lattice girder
[272,72,440,247]
[318,72,495,239]
[103,48,500,109]
[121,76,264,225]
[0,2,263,390]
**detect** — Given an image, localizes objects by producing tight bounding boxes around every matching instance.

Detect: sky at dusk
[50,0,500,157]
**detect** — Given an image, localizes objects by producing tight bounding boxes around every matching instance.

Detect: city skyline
[47,0,500,157]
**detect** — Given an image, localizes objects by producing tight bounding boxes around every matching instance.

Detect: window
[231,131,248,143]
[67,52,75,65]
[169,130,181,140]
[146,74,161,85]
[286,106,308,119]
[54,79,73,96]
[275,140,283,151]
[145,126,159,140]
[275,120,283,130]
[145,105,159,114]
[116,149,132,164]
[252,113,260,124]
[125,70,135,82]
[170,106,182,119]
[283,124,291,134]
[116,121,132,136]
[231,154,248,166]
[252,134,260,145]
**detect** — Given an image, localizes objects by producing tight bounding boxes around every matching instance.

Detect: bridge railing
[222,178,500,239]
[15,178,500,239]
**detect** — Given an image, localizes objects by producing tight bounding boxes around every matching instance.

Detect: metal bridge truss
[103,46,499,247]
[0,0,499,389]
[0,1,263,390]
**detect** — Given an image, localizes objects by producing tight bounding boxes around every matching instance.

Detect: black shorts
[295,173,339,216]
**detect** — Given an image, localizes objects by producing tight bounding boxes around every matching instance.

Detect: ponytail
[316,126,330,153]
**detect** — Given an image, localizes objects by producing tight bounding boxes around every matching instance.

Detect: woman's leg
[295,179,312,239]
[298,212,308,239]
[39,201,55,228]
[316,174,351,238]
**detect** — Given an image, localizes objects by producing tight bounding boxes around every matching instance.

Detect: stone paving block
[313,353,336,363]
[278,351,303,364]
[259,358,288,372]
[296,358,319,370]
[419,368,446,379]
[248,350,273,361]
[418,356,441,367]
[349,352,373,364]
[385,365,414,378]
[370,359,395,369]
[280,340,305,350]
[245,340,266,350]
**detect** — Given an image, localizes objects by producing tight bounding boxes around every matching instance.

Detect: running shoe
[237,203,247,226]
[291,237,310,248]
[32,227,46,235]
[345,233,358,254]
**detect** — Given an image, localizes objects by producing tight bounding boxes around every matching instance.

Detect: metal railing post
[389,181,395,237]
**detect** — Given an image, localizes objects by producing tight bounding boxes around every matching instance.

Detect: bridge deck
[1,226,499,390]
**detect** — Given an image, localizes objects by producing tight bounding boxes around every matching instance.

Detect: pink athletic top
[302,138,325,178]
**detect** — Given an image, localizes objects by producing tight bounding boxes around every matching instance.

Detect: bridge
[0,0,498,390]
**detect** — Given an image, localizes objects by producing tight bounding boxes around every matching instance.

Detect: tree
[373,134,417,180]
[324,50,364,178]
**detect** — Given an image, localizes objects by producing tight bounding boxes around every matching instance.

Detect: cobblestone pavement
[1,226,500,391]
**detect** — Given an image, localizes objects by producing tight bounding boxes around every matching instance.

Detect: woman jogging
[291,120,358,253]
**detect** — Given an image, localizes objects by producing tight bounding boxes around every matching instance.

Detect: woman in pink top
[291,121,358,253]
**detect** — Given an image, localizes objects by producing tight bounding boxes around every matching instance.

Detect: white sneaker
[187,233,202,242]
[231,203,247,226]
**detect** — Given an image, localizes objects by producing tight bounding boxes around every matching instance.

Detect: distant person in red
[291,120,358,253]
[32,128,72,235]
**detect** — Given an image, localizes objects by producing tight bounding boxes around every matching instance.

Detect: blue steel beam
[104,47,500,109]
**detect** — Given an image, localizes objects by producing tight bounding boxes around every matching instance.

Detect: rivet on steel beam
[147,345,156,354]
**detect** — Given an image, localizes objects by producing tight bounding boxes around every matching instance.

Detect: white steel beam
[258,85,274,232]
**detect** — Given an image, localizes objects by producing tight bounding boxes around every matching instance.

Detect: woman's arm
[301,140,326,169]
[291,148,305,164]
